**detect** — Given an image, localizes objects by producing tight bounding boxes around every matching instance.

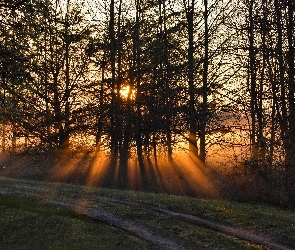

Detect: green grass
[0,177,295,249]
[0,194,156,250]
[47,180,295,242]
[97,203,263,250]
[86,185,295,241]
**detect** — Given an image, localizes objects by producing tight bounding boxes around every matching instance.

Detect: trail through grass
[1,177,295,249]
[0,194,156,250]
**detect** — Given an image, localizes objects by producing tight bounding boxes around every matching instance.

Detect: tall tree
[285,0,295,190]
[183,0,198,158]
[199,0,209,162]
[109,0,119,164]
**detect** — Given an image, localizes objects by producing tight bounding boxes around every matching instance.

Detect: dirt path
[44,199,187,250]
[0,188,186,250]
[1,182,295,250]
[87,195,295,250]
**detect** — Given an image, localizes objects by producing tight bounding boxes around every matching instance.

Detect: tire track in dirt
[1,182,295,250]
[0,188,187,250]
[92,196,295,250]
[43,199,187,250]
[93,196,295,250]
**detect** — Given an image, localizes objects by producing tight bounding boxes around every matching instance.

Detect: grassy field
[0,177,295,249]
[0,194,157,250]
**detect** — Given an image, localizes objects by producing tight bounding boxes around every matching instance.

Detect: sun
[120,85,136,100]
[120,85,131,99]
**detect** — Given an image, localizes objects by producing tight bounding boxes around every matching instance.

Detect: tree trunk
[109,0,119,163]
[1,123,5,152]
[257,0,269,163]
[62,4,71,148]
[285,0,295,195]
[95,61,106,153]
[119,119,130,188]
[158,0,173,162]
[199,0,209,163]
[185,0,198,157]
[43,14,52,149]
[152,132,158,167]
[1,87,6,152]
[134,0,146,181]
[11,124,16,154]
[248,0,258,160]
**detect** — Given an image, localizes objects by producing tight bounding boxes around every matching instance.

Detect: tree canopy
[1,0,295,200]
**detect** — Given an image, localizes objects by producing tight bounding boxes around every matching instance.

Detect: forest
[0,0,294,206]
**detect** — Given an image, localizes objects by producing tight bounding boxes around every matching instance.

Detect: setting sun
[120,85,130,98]
[120,85,136,100]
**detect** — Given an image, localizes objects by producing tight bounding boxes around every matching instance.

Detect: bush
[217,160,290,207]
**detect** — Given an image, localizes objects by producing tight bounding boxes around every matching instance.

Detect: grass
[0,177,295,249]
[0,194,156,250]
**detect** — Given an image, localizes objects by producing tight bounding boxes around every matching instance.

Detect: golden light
[120,85,136,100]
[120,85,130,98]
[45,131,219,198]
